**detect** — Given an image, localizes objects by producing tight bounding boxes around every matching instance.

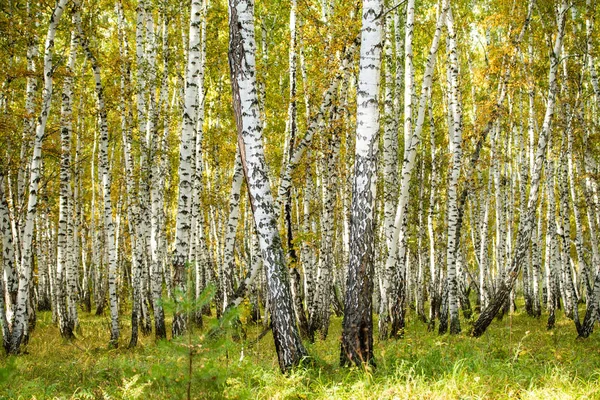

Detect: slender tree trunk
[56,7,80,339]
[134,0,149,338]
[222,151,244,311]
[8,0,68,355]
[445,0,464,335]
[312,103,342,340]
[0,173,17,336]
[172,0,202,337]
[149,6,170,338]
[427,95,439,330]
[379,12,399,340]
[78,11,121,347]
[303,164,317,328]
[382,1,446,339]
[472,0,567,337]
[16,1,39,264]
[545,154,559,329]
[557,148,578,322]
[116,0,151,346]
[228,0,307,373]
[282,3,304,339]
[528,68,542,318]
[478,176,491,312]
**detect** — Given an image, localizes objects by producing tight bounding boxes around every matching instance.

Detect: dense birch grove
[2,0,600,373]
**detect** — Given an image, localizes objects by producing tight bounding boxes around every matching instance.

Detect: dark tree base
[547,310,555,330]
[472,283,510,337]
[155,318,167,340]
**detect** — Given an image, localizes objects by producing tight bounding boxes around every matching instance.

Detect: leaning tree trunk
[381,0,445,339]
[8,0,68,355]
[339,0,382,368]
[228,0,307,373]
[472,0,567,337]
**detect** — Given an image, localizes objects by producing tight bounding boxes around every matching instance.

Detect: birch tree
[380,0,446,339]
[472,0,568,337]
[340,0,382,367]
[445,0,464,335]
[228,0,308,373]
[56,4,80,339]
[172,0,202,337]
[77,12,121,347]
[7,0,68,355]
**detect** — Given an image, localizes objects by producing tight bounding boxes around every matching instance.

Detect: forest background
[2,0,600,398]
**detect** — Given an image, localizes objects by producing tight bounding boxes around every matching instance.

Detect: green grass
[2,304,600,399]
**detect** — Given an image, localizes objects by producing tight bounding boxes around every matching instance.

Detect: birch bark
[172,0,202,337]
[228,0,307,373]
[472,0,568,337]
[381,1,446,338]
[340,0,382,367]
[8,0,68,354]
[56,6,80,338]
[445,0,464,335]
[78,12,121,347]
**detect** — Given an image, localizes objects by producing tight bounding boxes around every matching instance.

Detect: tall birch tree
[172,0,202,337]
[472,0,568,337]
[340,0,382,367]
[7,0,68,355]
[228,0,308,373]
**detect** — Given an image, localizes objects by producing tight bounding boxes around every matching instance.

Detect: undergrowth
[2,302,600,399]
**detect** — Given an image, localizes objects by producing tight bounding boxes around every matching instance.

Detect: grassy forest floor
[2,302,600,399]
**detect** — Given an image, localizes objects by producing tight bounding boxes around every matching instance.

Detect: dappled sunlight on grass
[2,306,600,399]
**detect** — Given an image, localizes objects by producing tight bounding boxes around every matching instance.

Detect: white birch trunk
[473,0,567,336]
[221,151,244,310]
[16,2,39,251]
[445,0,463,334]
[381,2,446,338]
[56,8,79,338]
[172,0,202,337]
[0,174,17,330]
[8,0,68,354]
[378,12,399,339]
[340,0,382,367]
[228,0,307,373]
[77,14,121,346]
